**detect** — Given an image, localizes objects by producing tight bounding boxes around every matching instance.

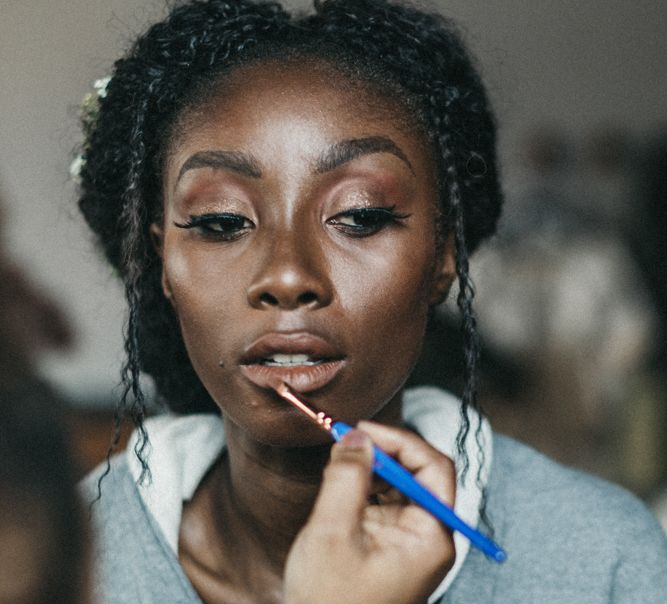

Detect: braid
[433,102,485,497]
[449,164,480,477]
[92,88,153,494]
[121,94,152,482]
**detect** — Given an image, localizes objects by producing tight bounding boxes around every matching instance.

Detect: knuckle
[425,449,456,477]
[330,446,369,468]
[323,458,363,482]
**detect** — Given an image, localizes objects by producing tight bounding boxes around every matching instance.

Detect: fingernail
[341,429,369,448]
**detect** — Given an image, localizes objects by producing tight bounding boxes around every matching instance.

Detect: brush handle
[330,421,506,563]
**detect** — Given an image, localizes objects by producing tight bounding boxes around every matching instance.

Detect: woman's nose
[246,233,333,311]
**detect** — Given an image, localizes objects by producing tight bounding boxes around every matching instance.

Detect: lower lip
[239,360,346,393]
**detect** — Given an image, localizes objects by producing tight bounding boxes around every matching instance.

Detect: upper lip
[240,332,344,365]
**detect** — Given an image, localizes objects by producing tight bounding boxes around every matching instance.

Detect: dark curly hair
[77,0,502,484]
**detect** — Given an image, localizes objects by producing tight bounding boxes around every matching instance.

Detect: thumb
[309,429,374,533]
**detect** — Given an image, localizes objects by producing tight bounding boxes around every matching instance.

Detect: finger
[308,429,374,533]
[357,421,456,505]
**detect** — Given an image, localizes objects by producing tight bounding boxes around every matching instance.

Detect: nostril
[257,290,318,308]
[297,291,318,306]
[259,292,279,306]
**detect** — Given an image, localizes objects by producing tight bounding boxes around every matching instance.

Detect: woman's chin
[223,410,334,449]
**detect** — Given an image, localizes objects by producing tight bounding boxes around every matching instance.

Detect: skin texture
[152,59,456,603]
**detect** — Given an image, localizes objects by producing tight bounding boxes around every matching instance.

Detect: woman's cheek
[163,245,223,309]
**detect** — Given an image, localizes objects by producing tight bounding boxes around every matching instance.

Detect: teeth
[263,353,320,366]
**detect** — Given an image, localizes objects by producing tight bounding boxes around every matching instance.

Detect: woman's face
[157,60,454,446]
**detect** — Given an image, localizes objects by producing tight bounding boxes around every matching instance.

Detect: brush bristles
[265,375,289,395]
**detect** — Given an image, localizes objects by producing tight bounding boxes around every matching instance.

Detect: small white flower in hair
[93,76,111,99]
[69,154,85,185]
[71,75,111,183]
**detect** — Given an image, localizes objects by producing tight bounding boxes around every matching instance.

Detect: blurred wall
[0,0,665,403]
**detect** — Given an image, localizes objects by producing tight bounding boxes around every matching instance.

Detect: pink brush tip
[265,374,290,396]
[268,379,328,427]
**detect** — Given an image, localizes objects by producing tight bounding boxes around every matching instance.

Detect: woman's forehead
[166,58,434,177]
[179,57,425,136]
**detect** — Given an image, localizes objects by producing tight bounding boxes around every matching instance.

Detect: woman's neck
[179,423,332,603]
[225,424,331,566]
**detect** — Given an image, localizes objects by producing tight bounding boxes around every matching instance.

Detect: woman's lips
[240,332,342,364]
[239,360,346,394]
[239,332,346,393]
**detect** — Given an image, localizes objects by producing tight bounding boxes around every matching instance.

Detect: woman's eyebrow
[176,150,262,186]
[315,136,414,175]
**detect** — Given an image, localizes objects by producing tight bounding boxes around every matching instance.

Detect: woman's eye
[327,206,409,237]
[174,213,254,241]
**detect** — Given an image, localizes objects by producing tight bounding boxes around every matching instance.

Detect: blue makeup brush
[272,380,507,563]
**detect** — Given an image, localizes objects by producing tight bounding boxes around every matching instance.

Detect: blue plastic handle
[330,421,506,563]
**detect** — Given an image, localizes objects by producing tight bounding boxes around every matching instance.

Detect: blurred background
[0,0,665,525]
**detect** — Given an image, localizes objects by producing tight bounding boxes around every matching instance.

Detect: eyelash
[326,206,410,237]
[173,213,254,241]
[173,206,410,242]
